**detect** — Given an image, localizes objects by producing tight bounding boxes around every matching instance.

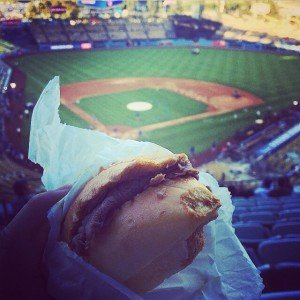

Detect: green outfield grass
[9,48,300,153]
[78,88,207,127]
[141,108,265,153]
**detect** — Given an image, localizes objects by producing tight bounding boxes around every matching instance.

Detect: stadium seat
[232,215,239,224]
[281,199,300,205]
[244,246,262,267]
[257,204,282,210]
[234,223,269,249]
[0,201,14,228]
[282,203,300,210]
[259,263,300,293]
[282,198,300,204]
[260,291,300,300]
[272,222,300,236]
[279,209,300,220]
[232,207,249,223]
[239,212,277,225]
[233,202,255,208]
[251,205,281,213]
[250,196,268,202]
[233,207,249,216]
[232,198,255,207]
[256,199,282,206]
[258,237,300,264]
[234,223,269,239]
[232,196,254,201]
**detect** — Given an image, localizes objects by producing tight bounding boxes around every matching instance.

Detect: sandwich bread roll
[61,153,221,294]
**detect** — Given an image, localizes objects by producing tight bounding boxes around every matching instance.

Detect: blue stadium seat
[279,209,300,220]
[257,200,282,207]
[234,223,269,249]
[232,207,250,223]
[256,196,281,201]
[233,200,255,208]
[234,223,269,239]
[240,212,277,225]
[233,207,249,218]
[250,196,268,202]
[272,222,300,236]
[261,291,300,300]
[0,202,13,219]
[232,197,251,203]
[232,215,239,224]
[251,205,281,213]
[280,197,300,205]
[282,203,300,210]
[234,207,250,214]
[258,238,300,264]
[259,263,300,293]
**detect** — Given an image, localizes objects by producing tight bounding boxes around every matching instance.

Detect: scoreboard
[77,0,123,8]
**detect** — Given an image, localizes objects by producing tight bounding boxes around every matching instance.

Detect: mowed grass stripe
[141,108,270,153]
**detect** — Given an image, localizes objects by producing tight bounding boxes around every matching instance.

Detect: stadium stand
[41,20,69,43]
[239,211,277,226]
[263,137,300,183]
[258,238,300,264]
[0,155,42,228]
[0,59,12,93]
[106,18,128,41]
[0,39,19,57]
[200,105,300,192]
[84,21,109,42]
[0,60,12,161]
[261,291,300,300]
[233,195,300,233]
[272,222,300,236]
[234,222,270,249]
[260,263,300,293]
[143,18,166,40]
[63,20,90,42]
[126,17,147,40]
[29,20,49,44]
[162,18,176,39]
[24,16,195,48]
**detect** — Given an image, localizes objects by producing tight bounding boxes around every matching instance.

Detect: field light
[293,100,298,106]
[10,82,17,89]
[255,119,264,124]
[114,12,121,18]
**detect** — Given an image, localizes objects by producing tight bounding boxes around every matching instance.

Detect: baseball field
[9,47,300,154]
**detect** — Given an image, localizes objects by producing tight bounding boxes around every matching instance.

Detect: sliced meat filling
[71,159,198,255]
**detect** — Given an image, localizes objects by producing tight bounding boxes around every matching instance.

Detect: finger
[56,184,72,191]
[4,186,71,239]
[29,185,71,210]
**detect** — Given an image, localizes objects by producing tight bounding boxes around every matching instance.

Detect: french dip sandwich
[61,153,220,294]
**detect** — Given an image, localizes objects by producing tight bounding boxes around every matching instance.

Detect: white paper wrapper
[29,77,263,300]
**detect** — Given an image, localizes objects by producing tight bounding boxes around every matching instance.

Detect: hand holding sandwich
[0,154,220,299]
